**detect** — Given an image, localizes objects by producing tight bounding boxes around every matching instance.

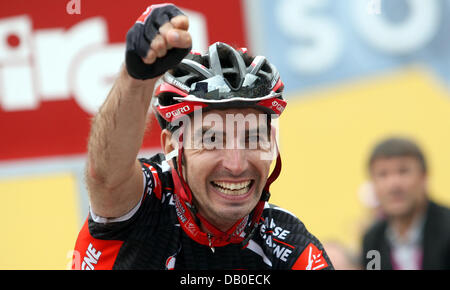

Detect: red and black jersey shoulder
[72,154,180,270]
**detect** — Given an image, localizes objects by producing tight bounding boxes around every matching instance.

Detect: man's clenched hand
[125,4,192,80]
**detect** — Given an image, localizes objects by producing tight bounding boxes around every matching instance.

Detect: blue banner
[251,0,450,94]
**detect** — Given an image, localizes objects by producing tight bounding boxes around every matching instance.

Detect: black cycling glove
[125,4,191,80]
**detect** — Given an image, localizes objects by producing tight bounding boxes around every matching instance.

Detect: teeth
[212,180,252,195]
[213,181,251,190]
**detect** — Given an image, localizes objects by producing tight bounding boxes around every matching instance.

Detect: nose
[384,172,405,192]
[222,149,249,176]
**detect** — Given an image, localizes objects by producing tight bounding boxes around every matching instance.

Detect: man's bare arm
[86,12,191,218]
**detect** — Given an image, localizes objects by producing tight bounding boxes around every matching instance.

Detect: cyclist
[72,3,333,270]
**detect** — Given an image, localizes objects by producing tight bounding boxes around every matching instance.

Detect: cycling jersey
[72,153,334,270]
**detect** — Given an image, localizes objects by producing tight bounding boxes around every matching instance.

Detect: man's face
[370,156,427,219]
[180,108,274,231]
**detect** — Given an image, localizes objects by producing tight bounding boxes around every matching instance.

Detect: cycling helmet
[152,42,286,250]
[152,42,286,131]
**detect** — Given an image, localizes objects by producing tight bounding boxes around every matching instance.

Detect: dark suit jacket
[361,200,450,270]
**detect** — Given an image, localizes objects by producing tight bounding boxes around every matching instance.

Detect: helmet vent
[260,62,272,74]
[158,92,180,106]
[219,52,234,69]
[223,72,241,90]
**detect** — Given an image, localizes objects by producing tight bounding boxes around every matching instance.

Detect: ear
[161,129,176,168]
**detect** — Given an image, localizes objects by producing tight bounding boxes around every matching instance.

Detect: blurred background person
[361,137,450,270]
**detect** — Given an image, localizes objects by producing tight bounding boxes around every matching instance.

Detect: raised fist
[125,4,192,80]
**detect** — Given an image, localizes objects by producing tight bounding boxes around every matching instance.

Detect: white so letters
[275,0,441,75]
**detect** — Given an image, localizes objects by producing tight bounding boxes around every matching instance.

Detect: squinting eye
[202,134,223,149]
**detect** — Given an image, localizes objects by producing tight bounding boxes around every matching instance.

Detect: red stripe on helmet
[155,82,189,97]
[272,78,284,93]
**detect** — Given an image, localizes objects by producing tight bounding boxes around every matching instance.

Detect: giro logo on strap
[271,100,285,114]
[256,97,286,116]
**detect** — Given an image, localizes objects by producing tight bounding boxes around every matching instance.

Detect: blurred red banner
[0,0,247,161]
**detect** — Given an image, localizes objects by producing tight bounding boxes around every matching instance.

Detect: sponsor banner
[0,0,247,161]
[250,0,450,94]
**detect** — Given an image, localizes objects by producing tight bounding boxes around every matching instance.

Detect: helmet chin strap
[167,127,282,252]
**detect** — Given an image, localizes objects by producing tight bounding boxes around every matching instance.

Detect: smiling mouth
[211,180,254,196]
